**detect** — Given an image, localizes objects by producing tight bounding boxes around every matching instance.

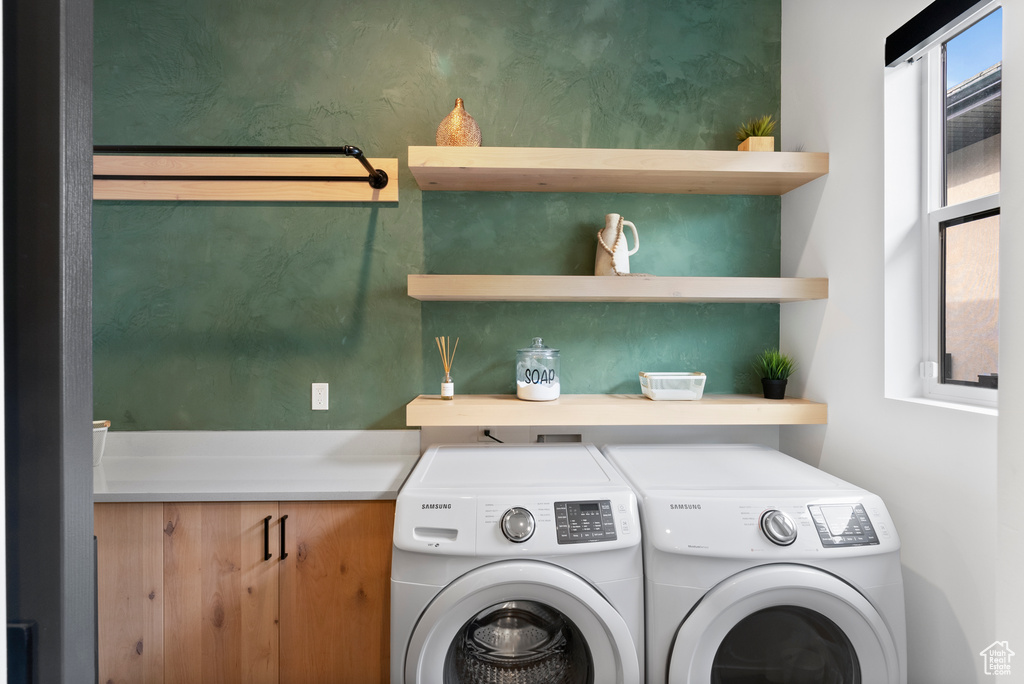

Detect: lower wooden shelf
[406,393,827,427]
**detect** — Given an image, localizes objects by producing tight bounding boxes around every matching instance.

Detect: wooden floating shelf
[408,275,828,303]
[407,394,828,427]
[93,155,399,202]
[408,146,828,195]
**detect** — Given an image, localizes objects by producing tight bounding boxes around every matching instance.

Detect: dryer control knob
[501,507,535,543]
[760,509,797,546]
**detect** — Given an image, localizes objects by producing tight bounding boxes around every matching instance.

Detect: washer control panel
[554,500,617,544]
[808,503,880,547]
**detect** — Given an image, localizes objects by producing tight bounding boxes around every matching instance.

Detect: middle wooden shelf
[408,274,828,303]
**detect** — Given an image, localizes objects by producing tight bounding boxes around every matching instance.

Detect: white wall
[996,0,1024,668]
[780,2,1012,682]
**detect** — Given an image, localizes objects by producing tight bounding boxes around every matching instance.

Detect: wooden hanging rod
[93,145,398,202]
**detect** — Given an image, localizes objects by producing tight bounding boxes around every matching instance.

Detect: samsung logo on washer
[421,503,453,510]
[670,503,702,510]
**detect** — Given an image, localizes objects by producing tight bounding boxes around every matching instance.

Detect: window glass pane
[942,212,999,386]
[944,8,1001,206]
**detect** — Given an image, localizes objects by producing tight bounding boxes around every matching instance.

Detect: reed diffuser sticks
[435,336,459,399]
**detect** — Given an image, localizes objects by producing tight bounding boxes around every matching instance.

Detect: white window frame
[876,1,995,411]
[921,5,1000,408]
[884,0,1001,412]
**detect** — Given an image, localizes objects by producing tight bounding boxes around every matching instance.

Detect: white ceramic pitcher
[595,213,640,275]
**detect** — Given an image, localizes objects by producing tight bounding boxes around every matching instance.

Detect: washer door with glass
[404,560,640,684]
[668,565,901,684]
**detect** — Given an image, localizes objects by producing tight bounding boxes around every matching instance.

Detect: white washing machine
[391,443,644,684]
[602,443,906,684]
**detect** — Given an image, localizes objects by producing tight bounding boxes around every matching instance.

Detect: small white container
[639,372,706,401]
[93,420,110,467]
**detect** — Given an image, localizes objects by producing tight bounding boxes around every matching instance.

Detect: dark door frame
[4,0,95,680]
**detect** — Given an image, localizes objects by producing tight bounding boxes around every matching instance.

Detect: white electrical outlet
[312,383,329,410]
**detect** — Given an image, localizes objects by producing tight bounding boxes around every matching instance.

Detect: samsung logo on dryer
[670,503,702,510]
[421,503,452,510]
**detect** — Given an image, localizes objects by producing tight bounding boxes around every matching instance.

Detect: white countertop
[93,430,421,502]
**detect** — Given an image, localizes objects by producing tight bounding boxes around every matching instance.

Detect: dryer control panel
[808,503,879,547]
[639,492,899,559]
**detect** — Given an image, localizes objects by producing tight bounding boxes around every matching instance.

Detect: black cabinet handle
[262,515,272,561]
[280,514,289,560]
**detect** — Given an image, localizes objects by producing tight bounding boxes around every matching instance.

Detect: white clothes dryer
[602,443,906,684]
[391,443,644,684]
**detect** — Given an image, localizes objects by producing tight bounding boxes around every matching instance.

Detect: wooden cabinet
[162,502,280,684]
[96,500,395,684]
[278,502,393,684]
[95,503,165,683]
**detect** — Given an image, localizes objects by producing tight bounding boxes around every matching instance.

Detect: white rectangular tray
[639,371,706,400]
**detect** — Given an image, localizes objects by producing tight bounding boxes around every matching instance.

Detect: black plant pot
[761,378,788,400]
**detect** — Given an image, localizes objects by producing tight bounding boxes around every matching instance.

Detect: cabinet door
[96,503,166,684]
[278,501,395,684]
[163,502,281,684]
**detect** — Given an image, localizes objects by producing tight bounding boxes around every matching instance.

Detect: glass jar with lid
[516,337,560,401]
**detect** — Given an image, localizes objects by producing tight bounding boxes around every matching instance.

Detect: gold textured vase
[436,97,482,146]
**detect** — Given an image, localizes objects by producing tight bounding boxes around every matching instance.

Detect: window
[885,0,1001,410]
[926,6,1001,402]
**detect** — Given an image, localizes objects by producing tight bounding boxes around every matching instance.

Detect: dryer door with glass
[668,564,902,684]
[403,560,641,684]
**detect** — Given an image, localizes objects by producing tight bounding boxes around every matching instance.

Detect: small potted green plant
[736,114,777,152]
[752,347,795,399]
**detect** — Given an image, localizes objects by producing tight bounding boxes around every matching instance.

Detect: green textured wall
[93,0,781,430]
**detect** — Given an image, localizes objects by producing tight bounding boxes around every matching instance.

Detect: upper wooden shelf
[407,146,828,195]
[408,275,828,303]
[407,393,827,427]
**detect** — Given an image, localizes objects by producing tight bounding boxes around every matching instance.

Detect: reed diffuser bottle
[436,336,459,400]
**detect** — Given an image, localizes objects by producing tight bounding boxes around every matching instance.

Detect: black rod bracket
[339,145,389,189]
